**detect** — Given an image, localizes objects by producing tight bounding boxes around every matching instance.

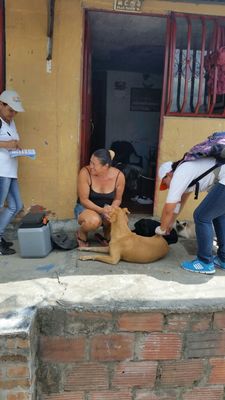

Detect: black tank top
[86,167,120,208]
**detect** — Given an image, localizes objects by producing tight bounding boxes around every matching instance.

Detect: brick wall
[0,330,37,400]
[36,308,225,400]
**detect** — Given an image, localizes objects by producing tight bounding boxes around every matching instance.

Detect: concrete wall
[2,307,225,399]
[0,313,38,400]
[37,308,225,399]
[5,0,83,219]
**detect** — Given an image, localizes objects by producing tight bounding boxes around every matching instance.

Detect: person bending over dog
[74,148,125,247]
[156,159,225,275]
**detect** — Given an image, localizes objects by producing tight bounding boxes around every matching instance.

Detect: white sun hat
[0,90,24,112]
[158,161,173,180]
[158,161,173,191]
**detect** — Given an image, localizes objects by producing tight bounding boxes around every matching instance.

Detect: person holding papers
[0,90,24,255]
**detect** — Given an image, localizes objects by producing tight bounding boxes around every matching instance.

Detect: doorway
[83,10,167,213]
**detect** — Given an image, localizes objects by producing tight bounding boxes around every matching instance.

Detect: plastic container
[18,212,52,258]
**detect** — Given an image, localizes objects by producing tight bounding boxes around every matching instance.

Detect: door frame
[80,8,169,214]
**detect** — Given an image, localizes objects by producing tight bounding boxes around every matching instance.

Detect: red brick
[213,312,225,329]
[91,334,134,361]
[0,354,27,362]
[166,314,191,332]
[7,366,29,378]
[191,315,211,332]
[208,358,225,384]
[183,386,224,400]
[68,311,113,320]
[7,394,30,400]
[42,393,84,400]
[137,333,182,360]
[40,336,85,362]
[6,338,16,349]
[90,391,132,400]
[161,360,204,386]
[118,313,163,332]
[16,338,29,349]
[112,361,157,388]
[64,363,108,390]
[0,379,30,390]
[136,389,177,400]
[186,332,225,358]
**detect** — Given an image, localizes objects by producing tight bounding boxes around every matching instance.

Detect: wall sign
[114,0,144,12]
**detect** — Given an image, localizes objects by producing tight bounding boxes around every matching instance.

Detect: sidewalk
[1,220,225,330]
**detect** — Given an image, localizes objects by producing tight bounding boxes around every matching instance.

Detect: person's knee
[81,214,102,231]
[193,209,198,222]
[193,205,204,222]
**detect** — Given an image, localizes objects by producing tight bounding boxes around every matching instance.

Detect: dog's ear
[123,207,130,215]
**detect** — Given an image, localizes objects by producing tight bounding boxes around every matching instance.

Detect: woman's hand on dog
[102,205,112,221]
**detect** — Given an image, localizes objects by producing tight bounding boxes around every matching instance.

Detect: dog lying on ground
[78,207,169,265]
[175,220,196,239]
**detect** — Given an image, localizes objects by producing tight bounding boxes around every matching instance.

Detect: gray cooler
[18,212,52,258]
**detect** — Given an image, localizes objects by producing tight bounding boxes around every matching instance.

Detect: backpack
[183,132,225,162]
[51,231,78,250]
[175,132,225,199]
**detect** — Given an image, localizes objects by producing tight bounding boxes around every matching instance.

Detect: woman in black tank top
[75,149,125,247]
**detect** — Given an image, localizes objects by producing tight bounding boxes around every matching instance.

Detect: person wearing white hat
[0,90,24,255]
[158,161,173,191]
[156,158,225,274]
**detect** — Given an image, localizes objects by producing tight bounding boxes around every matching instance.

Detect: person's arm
[0,140,19,149]
[157,191,192,234]
[178,192,192,213]
[160,202,177,233]
[78,168,106,215]
[111,171,125,207]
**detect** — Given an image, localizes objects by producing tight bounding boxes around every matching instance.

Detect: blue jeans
[74,203,85,219]
[194,183,225,263]
[0,177,23,238]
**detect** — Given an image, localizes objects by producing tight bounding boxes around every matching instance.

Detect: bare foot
[75,231,89,247]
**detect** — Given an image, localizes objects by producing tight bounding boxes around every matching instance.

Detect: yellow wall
[5,0,225,219]
[6,0,83,219]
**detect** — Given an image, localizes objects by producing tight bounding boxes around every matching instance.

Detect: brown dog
[78,207,169,265]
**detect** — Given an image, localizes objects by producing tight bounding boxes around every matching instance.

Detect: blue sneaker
[214,256,225,270]
[181,258,215,274]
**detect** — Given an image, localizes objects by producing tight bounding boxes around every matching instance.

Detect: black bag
[133,218,178,245]
[51,231,77,250]
[19,212,47,228]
